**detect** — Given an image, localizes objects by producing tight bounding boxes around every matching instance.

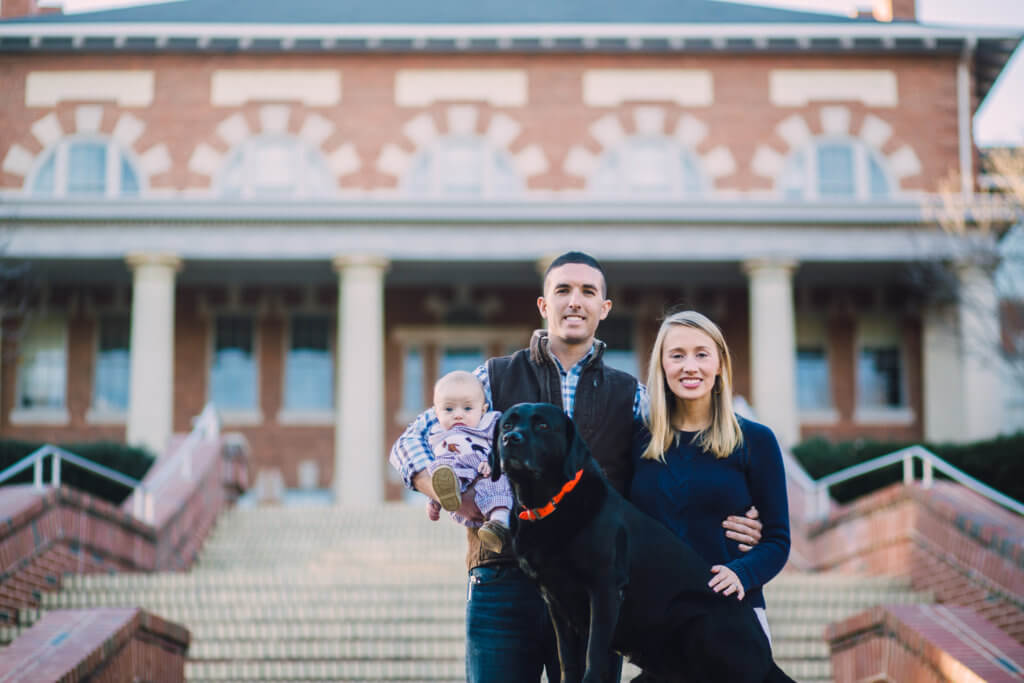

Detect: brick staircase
[0,503,932,682]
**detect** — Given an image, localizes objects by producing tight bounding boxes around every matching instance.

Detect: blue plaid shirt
[389,344,648,490]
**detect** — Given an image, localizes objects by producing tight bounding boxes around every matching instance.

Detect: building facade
[0,0,1019,502]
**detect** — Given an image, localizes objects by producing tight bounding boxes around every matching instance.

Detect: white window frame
[86,314,131,425]
[589,135,707,198]
[779,137,892,201]
[278,313,336,425]
[853,315,914,424]
[10,314,70,425]
[391,326,532,424]
[208,313,262,425]
[795,315,837,424]
[28,135,144,198]
[402,135,523,199]
[217,133,335,200]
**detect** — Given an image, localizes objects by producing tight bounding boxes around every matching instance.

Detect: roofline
[0,21,1018,43]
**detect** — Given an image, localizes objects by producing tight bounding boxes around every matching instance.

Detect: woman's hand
[708,565,745,601]
[723,506,762,552]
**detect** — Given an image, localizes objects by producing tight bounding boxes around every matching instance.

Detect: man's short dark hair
[543,251,607,297]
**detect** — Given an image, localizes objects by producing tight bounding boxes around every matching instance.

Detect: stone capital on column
[332,253,390,273]
[125,252,183,272]
[741,258,797,278]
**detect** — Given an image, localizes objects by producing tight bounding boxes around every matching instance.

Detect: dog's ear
[562,410,588,481]
[489,415,503,482]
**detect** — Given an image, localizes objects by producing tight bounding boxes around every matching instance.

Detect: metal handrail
[0,403,221,524]
[808,444,1024,520]
[144,402,221,490]
[0,444,150,520]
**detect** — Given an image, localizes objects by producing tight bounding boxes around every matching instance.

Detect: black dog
[490,403,795,683]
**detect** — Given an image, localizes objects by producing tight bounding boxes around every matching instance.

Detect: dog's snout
[502,430,523,446]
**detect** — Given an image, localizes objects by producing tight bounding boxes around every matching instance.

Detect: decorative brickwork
[827,604,1023,682]
[810,482,1024,644]
[0,433,248,625]
[0,607,189,683]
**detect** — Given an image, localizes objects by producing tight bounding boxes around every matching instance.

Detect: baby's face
[434,388,486,431]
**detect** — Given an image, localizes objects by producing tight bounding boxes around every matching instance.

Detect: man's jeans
[466,564,624,682]
[466,565,558,683]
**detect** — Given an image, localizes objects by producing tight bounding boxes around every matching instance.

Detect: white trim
[219,409,264,426]
[0,22,1014,42]
[798,408,840,425]
[276,410,334,426]
[0,221,995,263]
[956,56,973,199]
[25,70,154,108]
[853,407,916,425]
[9,408,71,425]
[84,408,127,425]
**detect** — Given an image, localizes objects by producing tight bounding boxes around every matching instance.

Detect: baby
[426,370,512,553]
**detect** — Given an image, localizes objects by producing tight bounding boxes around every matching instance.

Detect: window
[401,347,425,416]
[858,347,903,408]
[779,139,890,200]
[589,137,705,197]
[30,139,141,198]
[856,317,907,416]
[93,316,130,412]
[600,316,639,379]
[210,316,257,411]
[219,135,334,199]
[795,316,832,415]
[284,315,333,411]
[404,137,522,198]
[796,348,831,411]
[439,346,485,376]
[17,316,67,410]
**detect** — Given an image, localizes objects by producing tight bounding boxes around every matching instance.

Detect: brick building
[0,0,1020,503]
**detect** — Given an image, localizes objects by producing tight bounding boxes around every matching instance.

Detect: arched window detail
[778,139,892,200]
[217,134,335,199]
[29,137,142,198]
[402,136,523,198]
[588,136,707,197]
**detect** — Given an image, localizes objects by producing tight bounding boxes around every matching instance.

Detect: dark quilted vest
[465,334,637,569]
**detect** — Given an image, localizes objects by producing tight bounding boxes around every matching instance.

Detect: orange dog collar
[518,469,584,521]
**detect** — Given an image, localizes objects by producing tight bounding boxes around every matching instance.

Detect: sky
[53,0,1024,146]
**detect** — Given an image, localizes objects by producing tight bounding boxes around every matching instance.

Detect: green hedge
[0,440,155,506]
[791,431,1024,505]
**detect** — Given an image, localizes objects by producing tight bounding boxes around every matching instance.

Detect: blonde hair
[433,370,486,405]
[642,310,743,461]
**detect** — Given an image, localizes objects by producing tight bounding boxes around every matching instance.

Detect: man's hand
[723,506,762,552]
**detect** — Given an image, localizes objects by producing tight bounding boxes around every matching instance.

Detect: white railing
[796,444,1024,522]
[0,403,221,524]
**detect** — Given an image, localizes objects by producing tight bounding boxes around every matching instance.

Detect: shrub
[0,439,155,506]
[791,432,1024,505]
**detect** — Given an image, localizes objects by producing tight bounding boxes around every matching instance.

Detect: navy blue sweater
[628,417,790,609]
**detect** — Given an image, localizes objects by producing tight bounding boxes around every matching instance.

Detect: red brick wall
[0,52,963,194]
[809,483,1024,644]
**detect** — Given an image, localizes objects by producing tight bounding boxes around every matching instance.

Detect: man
[390,251,763,682]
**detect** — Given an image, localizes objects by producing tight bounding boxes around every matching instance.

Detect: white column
[126,252,181,457]
[922,302,964,442]
[333,254,389,505]
[744,260,799,449]
[957,262,1004,439]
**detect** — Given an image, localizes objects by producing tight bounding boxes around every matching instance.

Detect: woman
[630,310,790,643]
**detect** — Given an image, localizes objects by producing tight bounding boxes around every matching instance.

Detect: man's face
[537,263,612,346]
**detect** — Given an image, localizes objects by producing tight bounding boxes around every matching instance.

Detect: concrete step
[24,503,935,683]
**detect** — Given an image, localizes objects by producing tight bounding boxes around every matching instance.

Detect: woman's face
[661,325,722,404]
